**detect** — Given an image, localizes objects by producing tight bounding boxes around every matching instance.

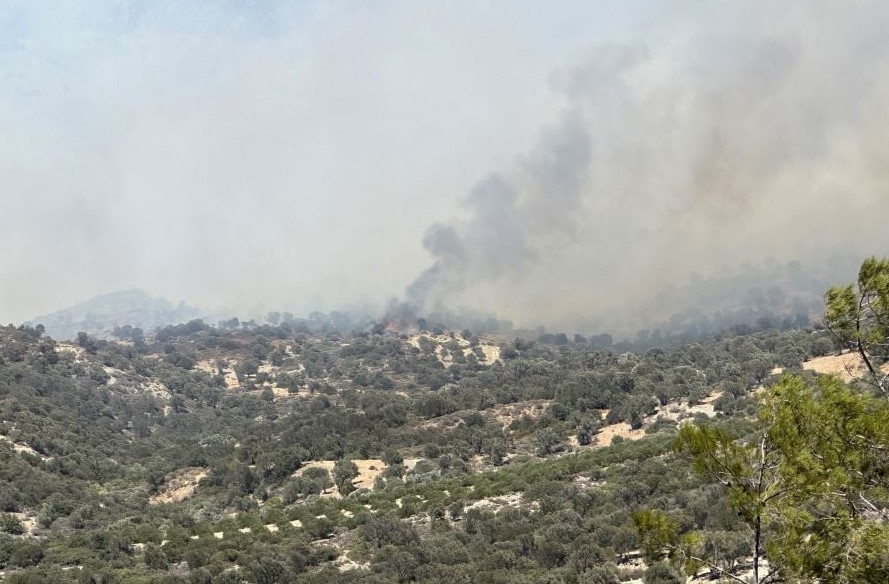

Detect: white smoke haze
[2,2,888,331]
[403,3,889,329]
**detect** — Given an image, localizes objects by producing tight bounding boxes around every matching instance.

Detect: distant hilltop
[27,289,202,340]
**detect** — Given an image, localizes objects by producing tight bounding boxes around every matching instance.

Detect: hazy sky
[3,1,888,326]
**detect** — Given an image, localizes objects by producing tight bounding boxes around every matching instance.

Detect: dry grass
[803,352,869,382]
[802,351,889,384]
[594,421,646,446]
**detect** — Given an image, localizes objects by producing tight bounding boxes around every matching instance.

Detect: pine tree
[637,256,889,583]
[824,256,889,394]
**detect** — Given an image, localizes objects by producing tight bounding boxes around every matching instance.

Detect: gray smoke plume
[3,2,889,331]
[405,4,889,328]
[407,109,591,311]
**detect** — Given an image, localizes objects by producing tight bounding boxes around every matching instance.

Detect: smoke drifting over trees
[404,4,889,329]
[407,111,590,310]
[2,2,888,330]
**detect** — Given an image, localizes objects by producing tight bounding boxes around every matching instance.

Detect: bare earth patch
[141,381,171,400]
[491,400,553,431]
[293,460,337,496]
[415,401,551,433]
[569,391,721,450]
[594,422,646,446]
[656,392,722,422]
[296,458,405,497]
[149,467,208,505]
[803,352,869,382]
[196,359,241,389]
[9,513,38,537]
[407,333,501,367]
[336,555,370,572]
[0,434,52,462]
[257,363,277,375]
[294,458,425,498]
[465,492,537,514]
[269,386,296,398]
[194,359,217,376]
[56,343,86,361]
[102,366,124,385]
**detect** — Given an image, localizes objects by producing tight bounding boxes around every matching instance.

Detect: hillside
[0,316,851,583]
[26,290,202,341]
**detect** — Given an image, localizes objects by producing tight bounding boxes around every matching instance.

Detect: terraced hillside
[0,319,857,582]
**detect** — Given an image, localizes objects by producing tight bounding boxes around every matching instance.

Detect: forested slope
[1,258,886,583]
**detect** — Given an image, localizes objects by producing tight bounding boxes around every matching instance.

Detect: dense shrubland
[0,259,886,582]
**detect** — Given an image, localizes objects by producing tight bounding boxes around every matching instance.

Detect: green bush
[0,513,23,535]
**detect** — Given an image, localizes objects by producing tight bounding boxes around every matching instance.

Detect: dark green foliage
[643,561,684,584]
[640,257,889,584]
[824,256,889,393]
[284,467,332,502]
[333,459,359,495]
[0,513,22,535]
[534,427,563,456]
[0,293,846,582]
[143,544,168,570]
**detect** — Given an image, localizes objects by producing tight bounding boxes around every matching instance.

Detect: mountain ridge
[27,289,202,340]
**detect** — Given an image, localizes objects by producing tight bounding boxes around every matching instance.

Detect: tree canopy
[637,256,889,583]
